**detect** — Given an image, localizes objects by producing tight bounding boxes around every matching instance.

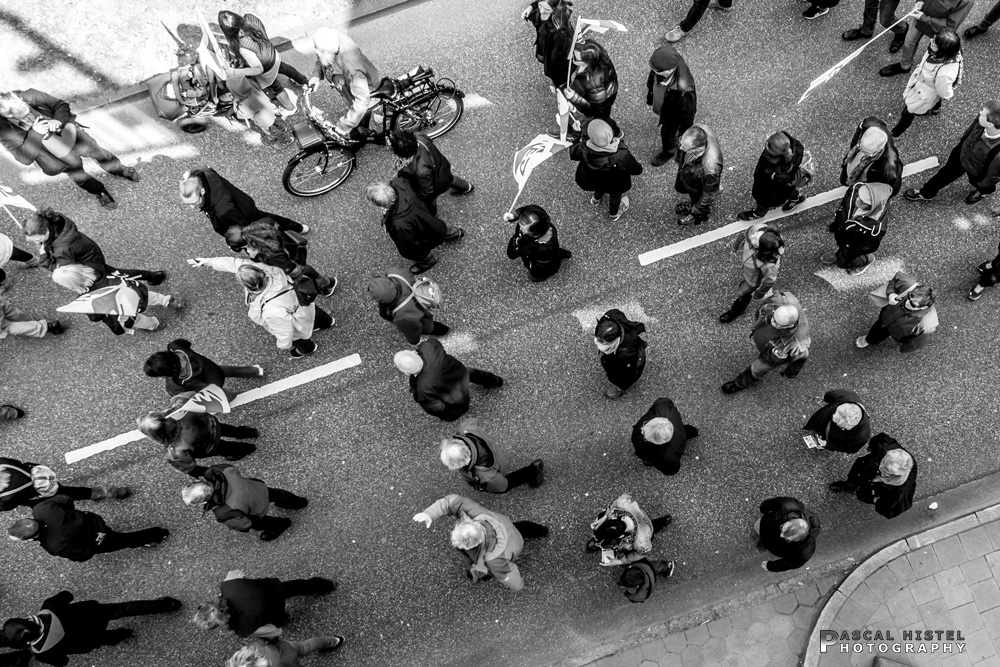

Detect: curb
[800,501,1000,667]
[74,0,423,113]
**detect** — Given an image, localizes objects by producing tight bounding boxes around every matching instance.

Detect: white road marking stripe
[571,301,659,331]
[462,93,494,109]
[637,157,940,267]
[814,256,906,291]
[64,353,362,464]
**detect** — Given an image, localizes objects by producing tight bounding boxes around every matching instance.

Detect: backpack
[387,273,442,314]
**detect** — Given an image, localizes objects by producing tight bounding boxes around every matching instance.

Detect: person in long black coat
[0,458,128,512]
[1,591,181,666]
[840,117,904,197]
[523,0,576,88]
[755,497,821,572]
[738,131,807,220]
[569,119,643,221]
[143,338,264,399]
[646,45,697,167]
[802,389,872,454]
[830,433,917,519]
[631,397,699,475]
[504,205,572,282]
[595,309,647,399]
[822,182,891,275]
[394,339,503,422]
[391,130,474,216]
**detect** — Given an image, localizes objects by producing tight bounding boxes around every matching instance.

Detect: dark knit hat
[649,45,682,72]
[367,277,398,303]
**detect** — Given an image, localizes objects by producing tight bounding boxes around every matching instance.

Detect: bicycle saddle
[370,77,397,99]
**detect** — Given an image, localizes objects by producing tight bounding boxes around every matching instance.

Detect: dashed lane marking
[64,353,362,464]
[637,157,940,267]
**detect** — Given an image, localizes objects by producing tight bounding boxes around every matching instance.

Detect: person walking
[504,205,572,282]
[737,131,808,220]
[143,338,264,400]
[413,494,549,592]
[307,27,381,137]
[181,463,308,541]
[390,129,475,216]
[51,265,181,335]
[366,178,464,274]
[226,635,345,667]
[594,308,647,399]
[616,559,676,603]
[664,0,734,43]
[586,493,673,566]
[393,339,503,422]
[193,570,337,637]
[840,118,904,196]
[967,236,1000,300]
[646,45,696,167]
[802,389,872,453]
[0,90,139,209]
[755,497,821,572]
[631,397,699,476]
[187,257,333,358]
[0,457,129,512]
[7,494,168,562]
[820,182,891,275]
[439,418,544,493]
[179,168,309,252]
[226,218,338,298]
[1,591,182,666]
[904,102,1000,205]
[0,232,42,291]
[829,433,917,519]
[718,222,786,323]
[842,0,908,51]
[522,0,576,89]
[879,0,975,78]
[569,119,643,221]
[963,0,1000,37]
[675,124,723,226]
[891,29,963,137]
[548,39,618,138]
[856,271,938,353]
[137,398,259,476]
[23,208,165,284]
[0,296,63,340]
[721,291,810,394]
[368,267,450,344]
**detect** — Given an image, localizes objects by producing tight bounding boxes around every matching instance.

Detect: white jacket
[903,52,962,115]
[205,257,315,349]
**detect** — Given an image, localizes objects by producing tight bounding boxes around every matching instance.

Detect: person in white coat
[188,257,333,358]
[891,29,963,137]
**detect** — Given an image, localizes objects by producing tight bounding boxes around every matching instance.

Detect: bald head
[771,305,799,329]
[394,350,423,375]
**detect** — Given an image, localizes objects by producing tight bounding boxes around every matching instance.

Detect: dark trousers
[65,129,126,196]
[811,0,841,7]
[0,246,35,284]
[919,141,973,197]
[291,306,333,355]
[980,0,1000,27]
[99,598,177,621]
[267,487,307,509]
[976,246,1000,287]
[280,578,326,598]
[512,520,548,538]
[680,0,733,32]
[892,101,940,136]
[860,0,904,34]
[23,485,94,508]
[725,291,754,318]
[212,424,257,459]
[103,264,160,283]
[652,515,672,535]
[864,320,893,346]
[425,176,472,216]
[594,191,623,215]
[835,247,873,270]
[660,109,695,158]
[95,527,164,553]
[219,365,261,378]
[468,368,503,388]
[504,465,538,491]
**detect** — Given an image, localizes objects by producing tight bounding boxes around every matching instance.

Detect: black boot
[721,367,759,394]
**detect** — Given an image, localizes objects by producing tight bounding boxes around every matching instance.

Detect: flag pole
[566,17,582,89]
[507,187,525,215]
[1,203,23,230]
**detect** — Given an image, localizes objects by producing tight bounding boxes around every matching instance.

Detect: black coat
[758,497,821,572]
[163,338,227,395]
[526,2,574,86]
[396,132,454,202]
[219,577,288,637]
[32,496,107,562]
[17,591,122,666]
[598,309,647,390]
[751,133,804,208]
[191,168,267,247]
[570,139,643,196]
[830,184,889,257]
[383,177,448,261]
[631,397,686,475]
[505,208,568,282]
[839,117,904,196]
[803,389,872,454]
[646,66,697,132]
[564,43,618,118]
[38,215,106,276]
[847,433,917,519]
[410,338,470,422]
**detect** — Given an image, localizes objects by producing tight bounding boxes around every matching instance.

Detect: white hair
[641,417,674,445]
[192,602,229,631]
[312,27,341,53]
[226,642,269,667]
[832,403,863,430]
[780,518,809,541]
[181,482,212,506]
[450,519,485,550]
[882,449,913,477]
[440,438,472,471]
[366,182,396,209]
[393,350,423,375]
[52,264,98,294]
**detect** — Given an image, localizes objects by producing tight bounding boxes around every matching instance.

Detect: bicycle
[282,65,465,197]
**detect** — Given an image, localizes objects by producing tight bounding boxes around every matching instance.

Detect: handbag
[793,149,816,190]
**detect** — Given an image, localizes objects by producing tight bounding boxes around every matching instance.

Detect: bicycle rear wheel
[391,92,463,139]
[282,144,355,197]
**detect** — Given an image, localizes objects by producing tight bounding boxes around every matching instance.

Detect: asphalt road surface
[1,1,999,666]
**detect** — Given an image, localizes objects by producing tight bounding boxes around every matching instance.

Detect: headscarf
[586,119,620,154]
[594,336,621,355]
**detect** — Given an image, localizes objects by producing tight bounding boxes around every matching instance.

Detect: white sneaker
[253,364,265,377]
[855,336,869,349]
[664,27,688,42]
[299,224,310,234]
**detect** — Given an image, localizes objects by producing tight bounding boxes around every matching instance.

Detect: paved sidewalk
[583,508,1000,667]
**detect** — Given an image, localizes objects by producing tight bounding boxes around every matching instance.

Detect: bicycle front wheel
[281,144,355,197]
[391,92,463,139]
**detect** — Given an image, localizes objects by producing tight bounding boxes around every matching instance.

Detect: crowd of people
[0,1,998,665]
